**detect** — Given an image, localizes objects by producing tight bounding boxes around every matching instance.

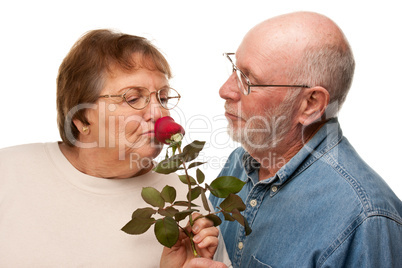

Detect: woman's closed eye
[126,96,142,104]
[124,88,145,104]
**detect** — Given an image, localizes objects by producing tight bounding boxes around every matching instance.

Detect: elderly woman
[0,29,230,267]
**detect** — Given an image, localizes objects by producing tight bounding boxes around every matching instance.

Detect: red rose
[154,116,185,144]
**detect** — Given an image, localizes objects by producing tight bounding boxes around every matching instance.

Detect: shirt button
[249,199,257,207]
[238,242,244,250]
[272,186,278,192]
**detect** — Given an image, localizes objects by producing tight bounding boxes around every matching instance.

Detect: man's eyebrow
[241,67,261,84]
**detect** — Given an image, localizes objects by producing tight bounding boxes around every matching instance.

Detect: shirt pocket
[248,255,272,268]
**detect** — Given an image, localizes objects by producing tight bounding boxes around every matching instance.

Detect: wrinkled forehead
[235,35,299,82]
[235,19,310,78]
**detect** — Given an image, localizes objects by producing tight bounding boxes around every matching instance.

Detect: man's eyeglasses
[99,87,181,110]
[224,53,309,95]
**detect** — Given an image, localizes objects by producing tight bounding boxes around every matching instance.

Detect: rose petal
[155,116,185,144]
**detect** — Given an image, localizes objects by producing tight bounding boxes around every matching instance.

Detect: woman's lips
[142,130,155,136]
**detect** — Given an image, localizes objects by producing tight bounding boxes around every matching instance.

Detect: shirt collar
[241,118,343,186]
[243,151,260,174]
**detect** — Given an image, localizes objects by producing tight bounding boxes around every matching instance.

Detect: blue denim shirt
[210,118,402,267]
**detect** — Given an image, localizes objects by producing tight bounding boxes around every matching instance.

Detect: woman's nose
[144,93,167,122]
[219,73,242,102]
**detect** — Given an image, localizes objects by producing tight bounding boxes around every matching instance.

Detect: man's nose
[219,73,242,101]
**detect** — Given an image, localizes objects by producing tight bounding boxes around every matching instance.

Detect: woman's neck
[58,142,153,179]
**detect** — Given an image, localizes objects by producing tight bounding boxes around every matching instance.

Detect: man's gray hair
[289,42,355,118]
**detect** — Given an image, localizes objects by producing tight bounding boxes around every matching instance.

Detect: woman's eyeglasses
[99,87,181,110]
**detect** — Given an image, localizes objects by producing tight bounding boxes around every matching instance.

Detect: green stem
[177,146,198,257]
[180,226,198,257]
[177,147,193,224]
[189,232,198,257]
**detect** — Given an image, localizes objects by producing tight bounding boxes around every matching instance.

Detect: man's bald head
[237,11,355,117]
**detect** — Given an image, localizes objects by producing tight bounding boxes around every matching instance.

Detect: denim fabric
[210,118,402,267]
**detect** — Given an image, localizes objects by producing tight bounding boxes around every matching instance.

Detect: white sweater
[0,143,231,267]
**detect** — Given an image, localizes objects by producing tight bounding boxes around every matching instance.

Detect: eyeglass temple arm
[223,53,235,64]
[252,85,309,88]
[99,94,123,98]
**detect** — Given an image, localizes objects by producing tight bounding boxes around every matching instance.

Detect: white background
[0,0,401,199]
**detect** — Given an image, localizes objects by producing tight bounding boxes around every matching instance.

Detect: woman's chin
[116,135,163,160]
[127,144,162,159]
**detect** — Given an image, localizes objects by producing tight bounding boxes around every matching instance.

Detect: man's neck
[253,141,303,181]
[251,122,326,181]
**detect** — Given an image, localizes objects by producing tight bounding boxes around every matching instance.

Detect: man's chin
[227,126,282,153]
[227,127,239,143]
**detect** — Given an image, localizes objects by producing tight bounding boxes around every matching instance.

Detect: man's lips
[225,111,242,121]
[224,103,243,121]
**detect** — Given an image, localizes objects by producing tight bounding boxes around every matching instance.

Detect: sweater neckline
[44,142,162,195]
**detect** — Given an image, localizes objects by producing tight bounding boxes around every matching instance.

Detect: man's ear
[298,86,330,126]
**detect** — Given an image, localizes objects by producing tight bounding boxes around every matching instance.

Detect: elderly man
[207,11,402,267]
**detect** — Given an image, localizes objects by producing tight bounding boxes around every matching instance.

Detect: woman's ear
[73,119,90,135]
[298,86,330,126]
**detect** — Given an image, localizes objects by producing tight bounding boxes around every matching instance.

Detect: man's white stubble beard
[227,93,300,154]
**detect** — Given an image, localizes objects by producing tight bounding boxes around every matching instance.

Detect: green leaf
[188,162,206,169]
[174,209,199,222]
[170,153,184,162]
[200,188,211,212]
[141,187,165,208]
[122,207,157,234]
[154,217,180,248]
[181,140,206,162]
[219,193,246,212]
[131,207,156,219]
[178,175,197,185]
[196,168,205,184]
[158,207,180,217]
[161,185,176,203]
[153,157,182,174]
[121,218,155,235]
[187,186,202,201]
[205,214,222,226]
[221,211,235,221]
[204,183,212,192]
[231,209,252,236]
[172,201,200,207]
[230,208,245,224]
[209,176,246,198]
[244,217,252,236]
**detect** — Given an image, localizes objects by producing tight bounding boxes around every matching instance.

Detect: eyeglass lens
[124,88,180,110]
[233,68,249,95]
[225,54,249,95]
